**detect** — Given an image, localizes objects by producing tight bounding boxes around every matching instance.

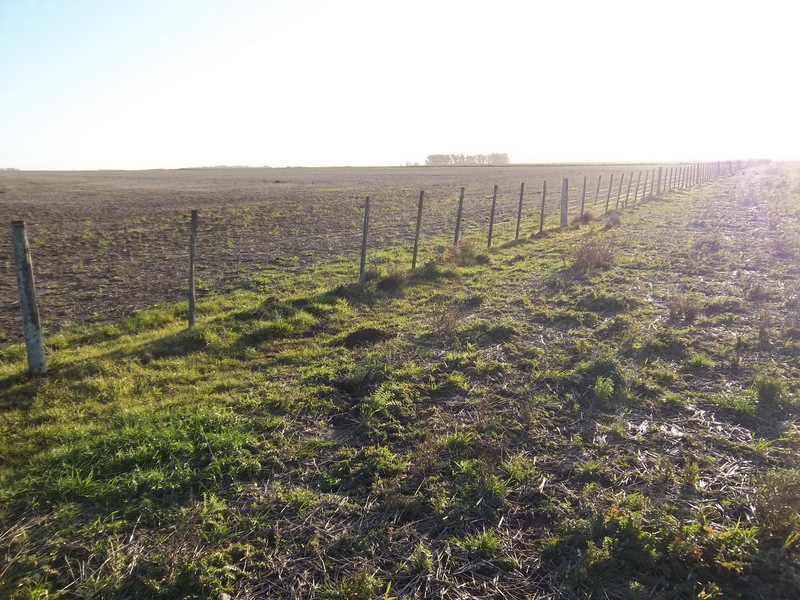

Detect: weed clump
[752,370,788,405]
[572,211,595,226]
[603,211,621,229]
[320,569,382,600]
[592,376,615,405]
[667,293,704,323]
[459,529,503,559]
[570,236,616,272]
[753,469,800,540]
[376,267,408,293]
[413,260,458,281]
[448,238,491,266]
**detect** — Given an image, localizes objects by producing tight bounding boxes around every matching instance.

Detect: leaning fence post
[454,187,465,247]
[188,210,198,329]
[487,184,498,248]
[515,182,525,240]
[615,173,624,209]
[633,171,642,204]
[625,172,633,207]
[605,173,614,213]
[359,196,370,282]
[593,175,602,207]
[539,180,547,233]
[411,190,424,269]
[11,220,46,375]
[580,175,587,218]
[641,170,649,202]
[560,178,569,228]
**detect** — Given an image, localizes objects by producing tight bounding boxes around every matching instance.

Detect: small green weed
[321,569,382,600]
[752,370,788,405]
[459,529,502,559]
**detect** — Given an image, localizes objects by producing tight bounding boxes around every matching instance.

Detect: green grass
[1,164,799,599]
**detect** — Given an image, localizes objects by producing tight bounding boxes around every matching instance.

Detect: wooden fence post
[656,166,663,195]
[359,196,370,282]
[615,173,624,209]
[515,182,525,240]
[487,184,498,248]
[640,170,649,202]
[625,172,633,207]
[560,178,569,228]
[11,220,46,375]
[593,175,602,207]
[539,180,547,233]
[580,175,587,218]
[412,190,424,269]
[605,173,614,212]
[454,187,465,247]
[633,171,642,204]
[188,210,198,329]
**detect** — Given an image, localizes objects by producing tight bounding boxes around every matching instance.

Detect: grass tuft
[570,236,616,271]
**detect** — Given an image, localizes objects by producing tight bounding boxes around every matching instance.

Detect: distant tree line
[425,153,510,166]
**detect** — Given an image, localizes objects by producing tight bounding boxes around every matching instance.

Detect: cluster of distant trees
[425,153,510,166]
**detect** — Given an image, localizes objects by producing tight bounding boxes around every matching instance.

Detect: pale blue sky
[1,0,797,170]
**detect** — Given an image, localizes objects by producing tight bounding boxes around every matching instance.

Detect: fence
[7,160,743,374]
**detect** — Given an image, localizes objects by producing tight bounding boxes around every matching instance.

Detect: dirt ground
[0,164,713,342]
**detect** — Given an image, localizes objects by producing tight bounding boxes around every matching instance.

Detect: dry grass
[570,235,616,271]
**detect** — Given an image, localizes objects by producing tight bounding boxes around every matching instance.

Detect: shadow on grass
[0,371,45,412]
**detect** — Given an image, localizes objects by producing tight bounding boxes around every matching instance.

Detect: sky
[0,0,797,170]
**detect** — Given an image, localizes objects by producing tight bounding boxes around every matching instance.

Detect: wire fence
[4,160,745,373]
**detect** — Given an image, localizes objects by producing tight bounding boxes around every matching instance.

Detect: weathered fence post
[411,190,424,269]
[615,173,624,209]
[633,171,642,204]
[11,221,46,375]
[641,170,649,202]
[560,178,569,228]
[515,182,525,240]
[188,210,198,329]
[454,187,465,247]
[580,175,587,218]
[625,172,634,207]
[593,175,602,207]
[487,184,498,248]
[605,173,614,212]
[656,166,663,196]
[539,180,547,233]
[359,196,370,282]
